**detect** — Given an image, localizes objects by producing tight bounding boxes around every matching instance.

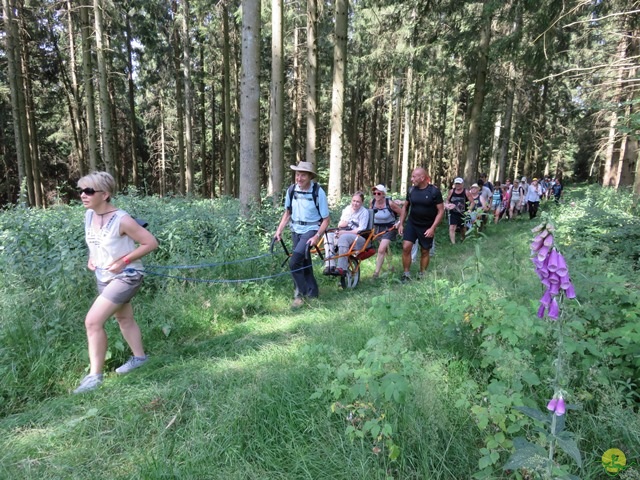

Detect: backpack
[286,182,322,218]
[370,197,398,219]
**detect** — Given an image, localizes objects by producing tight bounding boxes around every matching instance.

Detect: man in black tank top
[397,168,445,281]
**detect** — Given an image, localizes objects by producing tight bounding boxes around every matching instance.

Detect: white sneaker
[115,356,148,374]
[73,374,103,394]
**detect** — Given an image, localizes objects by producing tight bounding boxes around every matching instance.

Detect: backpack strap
[287,182,322,218]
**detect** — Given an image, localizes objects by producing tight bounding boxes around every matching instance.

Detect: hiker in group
[490,182,503,223]
[74,171,159,394]
[480,173,494,193]
[552,178,564,204]
[370,184,402,278]
[466,183,486,233]
[476,179,492,231]
[497,183,511,222]
[275,162,331,309]
[520,176,529,213]
[526,177,544,219]
[444,177,474,243]
[509,178,525,218]
[324,191,370,277]
[398,167,444,282]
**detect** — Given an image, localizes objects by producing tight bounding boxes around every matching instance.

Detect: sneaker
[73,374,103,394]
[323,266,332,275]
[291,297,304,309]
[115,355,148,374]
[334,268,346,277]
[417,272,425,280]
[401,273,411,283]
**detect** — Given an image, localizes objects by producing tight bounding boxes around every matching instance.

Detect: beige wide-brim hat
[290,161,316,176]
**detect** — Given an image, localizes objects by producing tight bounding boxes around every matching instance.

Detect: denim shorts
[97,273,143,304]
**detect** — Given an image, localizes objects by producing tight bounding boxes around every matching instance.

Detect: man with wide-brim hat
[275,162,330,309]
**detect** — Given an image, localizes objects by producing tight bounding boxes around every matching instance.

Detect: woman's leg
[374,239,390,276]
[115,302,145,358]
[85,296,125,374]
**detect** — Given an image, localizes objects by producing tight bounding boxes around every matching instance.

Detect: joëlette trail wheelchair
[274,209,396,289]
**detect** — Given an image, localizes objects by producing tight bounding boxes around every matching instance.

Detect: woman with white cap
[370,184,403,278]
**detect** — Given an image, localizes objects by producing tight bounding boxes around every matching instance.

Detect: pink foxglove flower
[547,397,558,411]
[564,284,576,299]
[549,282,560,296]
[537,304,546,318]
[555,254,568,277]
[548,298,559,320]
[555,397,566,416]
[547,249,559,272]
[540,290,552,307]
[543,234,554,247]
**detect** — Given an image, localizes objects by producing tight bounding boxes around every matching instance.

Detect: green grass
[1,186,639,479]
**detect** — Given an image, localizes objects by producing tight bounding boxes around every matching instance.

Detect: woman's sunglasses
[373,192,384,196]
[79,188,104,196]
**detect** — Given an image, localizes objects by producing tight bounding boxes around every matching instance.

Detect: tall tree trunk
[94,0,114,173]
[66,0,86,176]
[603,21,629,187]
[239,0,261,215]
[222,2,232,195]
[125,10,139,186]
[79,0,98,171]
[349,85,360,192]
[2,0,28,204]
[198,29,208,197]
[269,0,284,200]
[463,10,491,184]
[327,0,348,204]
[292,19,303,165]
[390,75,402,192]
[160,95,167,196]
[306,0,318,167]
[172,0,185,195]
[400,65,413,197]
[181,0,194,194]
[498,71,516,183]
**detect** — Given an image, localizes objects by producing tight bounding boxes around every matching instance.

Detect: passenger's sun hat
[471,183,479,188]
[533,177,539,181]
[290,161,316,176]
[521,176,527,182]
[454,177,464,184]
[372,184,387,193]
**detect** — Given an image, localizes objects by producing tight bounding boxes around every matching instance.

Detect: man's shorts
[403,221,434,251]
[97,273,143,304]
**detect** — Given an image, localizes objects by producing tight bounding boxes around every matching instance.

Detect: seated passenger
[324,192,369,276]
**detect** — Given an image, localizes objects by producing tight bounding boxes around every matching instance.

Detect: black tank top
[449,189,467,214]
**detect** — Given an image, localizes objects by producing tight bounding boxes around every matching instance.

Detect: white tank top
[85,209,143,282]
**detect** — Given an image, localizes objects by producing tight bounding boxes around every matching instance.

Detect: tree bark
[463,10,491,184]
[222,1,232,195]
[239,0,261,215]
[94,0,114,174]
[125,9,139,186]
[182,0,194,195]
[269,0,284,201]
[328,0,348,204]
[306,0,318,167]
[171,0,185,195]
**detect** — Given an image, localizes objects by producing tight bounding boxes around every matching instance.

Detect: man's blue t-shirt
[284,181,330,234]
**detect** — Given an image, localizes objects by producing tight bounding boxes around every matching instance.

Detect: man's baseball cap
[454,177,464,184]
[372,184,387,193]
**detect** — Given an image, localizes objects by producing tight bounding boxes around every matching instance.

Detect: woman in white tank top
[73,172,158,394]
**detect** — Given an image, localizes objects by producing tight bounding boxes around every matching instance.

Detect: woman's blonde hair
[78,171,115,201]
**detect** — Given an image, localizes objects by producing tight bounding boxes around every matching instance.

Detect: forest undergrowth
[0,185,638,479]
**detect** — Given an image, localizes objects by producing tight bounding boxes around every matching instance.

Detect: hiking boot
[334,268,346,277]
[417,272,425,280]
[323,266,332,275]
[115,355,148,374]
[291,297,304,309]
[400,273,411,283]
[73,374,103,394]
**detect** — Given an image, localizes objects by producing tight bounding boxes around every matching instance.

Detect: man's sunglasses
[373,192,384,196]
[78,188,104,196]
